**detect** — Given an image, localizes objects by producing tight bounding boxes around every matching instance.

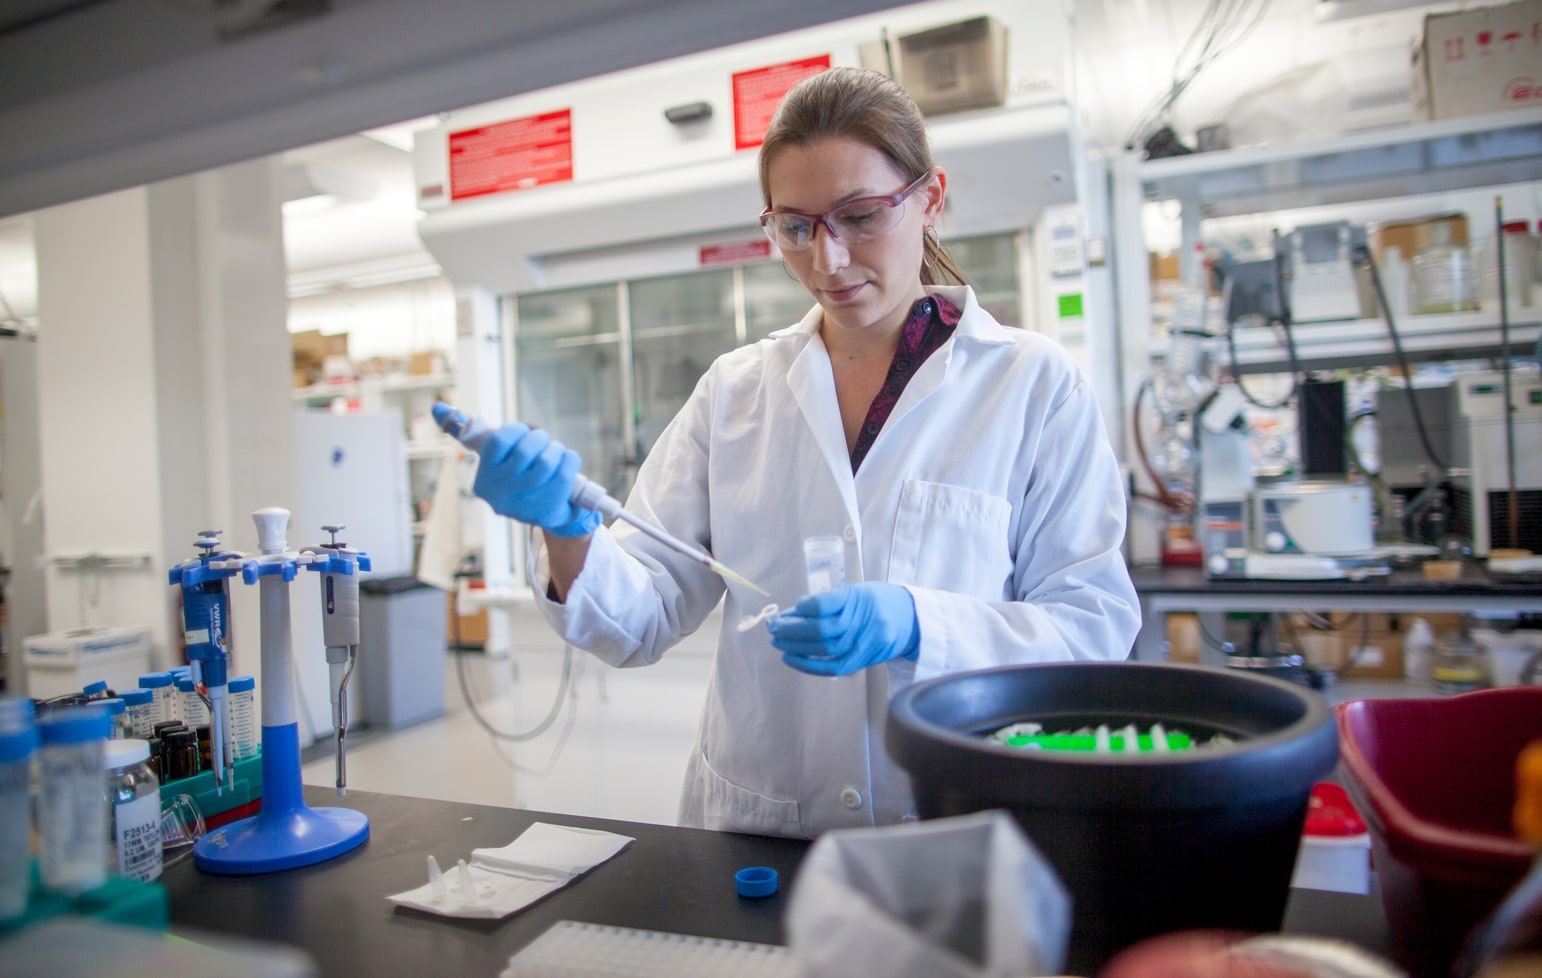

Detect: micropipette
[434,404,768,597]
[168,531,240,793]
[301,525,371,797]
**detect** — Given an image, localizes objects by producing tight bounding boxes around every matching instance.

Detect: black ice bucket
[886,661,1338,975]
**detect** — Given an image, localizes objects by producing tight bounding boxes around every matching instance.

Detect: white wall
[288,277,458,363]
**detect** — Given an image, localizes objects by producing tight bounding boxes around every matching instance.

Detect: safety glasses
[759,169,935,253]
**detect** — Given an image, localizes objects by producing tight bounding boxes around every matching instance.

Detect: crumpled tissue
[786,810,1069,978]
[388,821,634,920]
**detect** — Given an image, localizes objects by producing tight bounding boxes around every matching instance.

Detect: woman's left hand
[769,583,919,677]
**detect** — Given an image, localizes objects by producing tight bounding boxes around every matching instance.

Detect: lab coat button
[842,525,856,542]
[839,787,863,810]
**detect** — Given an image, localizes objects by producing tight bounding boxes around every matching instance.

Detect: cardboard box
[408,351,441,376]
[1371,213,1470,263]
[1412,0,1542,121]
[291,329,348,366]
[1165,612,1202,664]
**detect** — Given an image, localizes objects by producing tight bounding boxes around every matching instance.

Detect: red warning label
[449,109,573,202]
[731,55,831,151]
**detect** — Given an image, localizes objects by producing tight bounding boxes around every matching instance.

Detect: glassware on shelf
[1413,221,1479,315]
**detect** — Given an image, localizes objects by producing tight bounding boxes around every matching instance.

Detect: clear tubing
[228,680,258,761]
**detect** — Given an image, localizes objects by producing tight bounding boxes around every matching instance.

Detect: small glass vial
[138,672,176,727]
[228,676,258,761]
[120,689,154,739]
[177,677,209,730]
[164,729,200,782]
[1432,631,1490,696]
[0,697,38,920]
[803,535,847,595]
[36,704,112,895]
[104,739,161,882]
[100,697,128,739]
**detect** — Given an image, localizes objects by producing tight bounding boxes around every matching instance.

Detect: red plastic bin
[1335,687,1542,978]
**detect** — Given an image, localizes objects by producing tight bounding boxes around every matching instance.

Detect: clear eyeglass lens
[764,198,904,252]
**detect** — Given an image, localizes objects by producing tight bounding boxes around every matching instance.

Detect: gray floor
[301,643,714,825]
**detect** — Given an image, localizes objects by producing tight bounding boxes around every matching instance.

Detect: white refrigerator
[289,410,414,743]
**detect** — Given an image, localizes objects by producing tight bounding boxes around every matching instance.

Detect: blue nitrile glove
[470,424,601,538]
[768,582,920,677]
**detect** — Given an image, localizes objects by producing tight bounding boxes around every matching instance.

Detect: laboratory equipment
[36,704,113,895]
[0,697,37,919]
[105,738,161,882]
[1249,482,1374,557]
[299,525,370,795]
[82,680,111,700]
[802,536,845,595]
[1286,222,1367,322]
[887,661,1338,974]
[227,675,257,761]
[434,403,767,596]
[22,626,151,702]
[1446,370,1542,557]
[169,530,243,792]
[191,508,369,874]
[138,671,175,727]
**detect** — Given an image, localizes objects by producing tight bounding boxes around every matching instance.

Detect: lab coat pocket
[888,480,1012,596]
[695,752,803,838]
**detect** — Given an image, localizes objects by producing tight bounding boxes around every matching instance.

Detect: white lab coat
[529,285,1139,839]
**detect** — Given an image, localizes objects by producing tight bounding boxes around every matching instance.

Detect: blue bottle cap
[734,866,778,898]
[139,672,174,689]
[176,678,197,693]
[101,697,126,716]
[82,680,110,697]
[229,676,255,694]
[171,666,192,679]
[120,689,153,707]
[37,704,113,745]
[0,724,37,762]
[0,696,34,729]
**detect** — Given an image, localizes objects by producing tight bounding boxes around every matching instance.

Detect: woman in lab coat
[467,67,1140,839]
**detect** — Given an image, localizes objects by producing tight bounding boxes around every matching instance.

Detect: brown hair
[757,67,968,288]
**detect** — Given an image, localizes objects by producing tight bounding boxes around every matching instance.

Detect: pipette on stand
[169,532,241,793]
[301,526,371,797]
[434,404,768,597]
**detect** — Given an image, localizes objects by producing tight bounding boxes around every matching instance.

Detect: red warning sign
[699,239,772,267]
[732,55,831,151]
[449,109,573,202]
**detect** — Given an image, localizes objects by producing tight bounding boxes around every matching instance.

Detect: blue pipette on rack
[433,404,768,597]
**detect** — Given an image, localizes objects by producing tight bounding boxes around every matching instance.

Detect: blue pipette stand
[194,508,371,874]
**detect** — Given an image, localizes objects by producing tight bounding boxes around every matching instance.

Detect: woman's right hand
[471,424,601,538]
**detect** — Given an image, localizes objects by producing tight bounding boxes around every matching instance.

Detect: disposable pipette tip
[428,855,445,902]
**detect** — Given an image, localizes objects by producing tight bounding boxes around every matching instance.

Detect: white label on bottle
[115,792,162,881]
